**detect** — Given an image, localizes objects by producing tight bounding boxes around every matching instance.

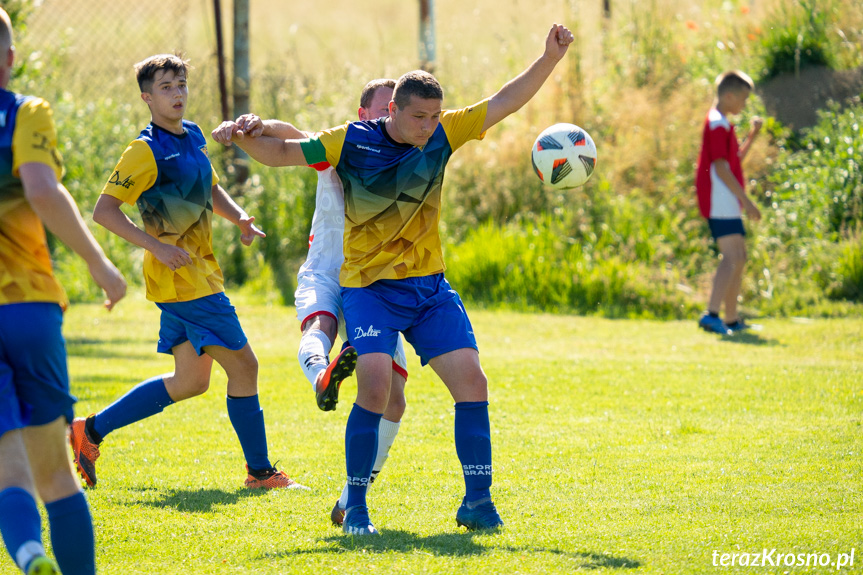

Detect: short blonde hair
[715,70,755,97]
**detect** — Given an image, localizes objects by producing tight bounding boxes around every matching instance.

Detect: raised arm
[738,117,763,161]
[482,24,574,133]
[20,162,127,309]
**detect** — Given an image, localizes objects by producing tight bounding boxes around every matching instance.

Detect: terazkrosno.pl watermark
[712,549,856,570]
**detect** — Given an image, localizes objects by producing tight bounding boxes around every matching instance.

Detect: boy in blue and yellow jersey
[214,24,574,535]
[69,54,306,491]
[0,8,127,575]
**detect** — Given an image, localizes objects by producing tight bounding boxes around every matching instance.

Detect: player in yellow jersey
[0,8,126,575]
[215,24,574,534]
[69,54,305,491]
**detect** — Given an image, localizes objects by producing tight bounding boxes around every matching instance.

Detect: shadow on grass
[720,331,780,346]
[66,336,155,360]
[135,487,269,513]
[263,530,641,568]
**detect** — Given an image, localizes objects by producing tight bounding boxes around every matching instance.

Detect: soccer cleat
[342,505,379,536]
[316,346,358,412]
[26,556,59,575]
[726,319,755,333]
[698,313,732,336]
[69,415,101,487]
[456,497,504,531]
[244,464,309,490]
[330,499,346,526]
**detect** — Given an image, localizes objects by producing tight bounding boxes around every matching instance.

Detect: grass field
[12,293,859,574]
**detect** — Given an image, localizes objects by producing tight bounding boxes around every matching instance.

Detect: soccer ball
[531,123,597,189]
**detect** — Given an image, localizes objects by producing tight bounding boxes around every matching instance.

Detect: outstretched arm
[482,23,574,133]
[212,184,266,246]
[212,117,309,167]
[20,163,127,310]
[212,114,312,142]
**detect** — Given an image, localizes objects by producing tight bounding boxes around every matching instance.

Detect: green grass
[15,294,861,574]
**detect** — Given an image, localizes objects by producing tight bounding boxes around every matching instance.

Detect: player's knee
[175,376,210,399]
[34,460,81,502]
[386,390,407,418]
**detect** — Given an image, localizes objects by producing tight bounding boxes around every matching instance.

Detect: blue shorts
[341,274,477,366]
[708,218,746,240]
[155,293,247,356]
[0,303,73,436]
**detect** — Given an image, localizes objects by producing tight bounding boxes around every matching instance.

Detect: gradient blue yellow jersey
[102,120,223,302]
[301,99,488,288]
[0,90,67,308]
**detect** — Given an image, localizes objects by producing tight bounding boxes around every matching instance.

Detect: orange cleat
[244,465,309,490]
[330,499,346,526]
[315,346,357,411]
[69,416,101,487]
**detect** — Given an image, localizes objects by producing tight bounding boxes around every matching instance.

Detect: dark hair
[392,70,443,109]
[360,78,396,109]
[715,70,754,97]
[135,53,190,93]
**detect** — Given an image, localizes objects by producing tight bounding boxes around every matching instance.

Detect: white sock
[298,329,332,391]
[16,541,45,572]
[338,418,401,509]
[371,418,401,479]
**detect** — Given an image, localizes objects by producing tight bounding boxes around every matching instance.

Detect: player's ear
[140,92,152,105]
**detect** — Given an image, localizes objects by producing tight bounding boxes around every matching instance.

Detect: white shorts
[295,271,408,377]
[295,271,343,333]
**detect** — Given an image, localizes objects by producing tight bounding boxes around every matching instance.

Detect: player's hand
[545,23,574,61]
[152,242,193,271]
[211,121,244,146]
[235,114,264,138]
[744,198,762,222]
[751,116,763,134]
[238,215,265,246]
[88,257,127,311]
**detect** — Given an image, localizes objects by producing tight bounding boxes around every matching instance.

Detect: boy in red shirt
[695,70,763,335]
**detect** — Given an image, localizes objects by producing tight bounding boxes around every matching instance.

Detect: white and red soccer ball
[531,123,597,189]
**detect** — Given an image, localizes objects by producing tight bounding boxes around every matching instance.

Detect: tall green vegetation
[13,0,863,317]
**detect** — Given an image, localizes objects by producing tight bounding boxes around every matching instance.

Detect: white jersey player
[212,79,407,526]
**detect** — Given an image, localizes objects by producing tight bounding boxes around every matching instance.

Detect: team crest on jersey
[108,170,135,189]
[199,145,209,157]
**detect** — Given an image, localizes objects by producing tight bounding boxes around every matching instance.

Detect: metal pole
[419,0,436,72]
[213,0,229,121]
[232,0,250,183]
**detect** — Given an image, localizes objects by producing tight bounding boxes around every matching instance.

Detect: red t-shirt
[695,108,744,219]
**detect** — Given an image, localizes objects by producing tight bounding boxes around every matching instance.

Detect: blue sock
[93,375,173,440]
[226,394,271,470]
[45,492,95,575]
[344,404,382,510]
[454,401,493,503]
[0,487,44,571]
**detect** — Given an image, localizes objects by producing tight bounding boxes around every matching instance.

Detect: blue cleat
[342,505,380,536]
[698,313,731,335]
[456,497,504,531]
[727,319,756,333]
